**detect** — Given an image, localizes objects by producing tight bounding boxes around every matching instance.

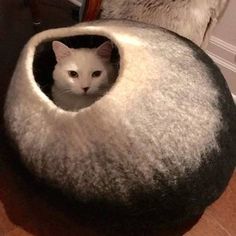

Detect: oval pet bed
[4,20,236,226]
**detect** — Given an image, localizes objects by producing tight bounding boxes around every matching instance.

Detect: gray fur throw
[100,0,229,48]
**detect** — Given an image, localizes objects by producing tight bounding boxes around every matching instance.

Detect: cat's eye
[92,70,102,78]
[68,70,78,78]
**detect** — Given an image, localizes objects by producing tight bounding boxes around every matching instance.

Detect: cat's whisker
[56,89,73,97]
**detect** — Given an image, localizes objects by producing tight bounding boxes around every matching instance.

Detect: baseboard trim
[207,51,236,73]
[207,36,236,76]
[210,36,236,54]
[207,37,236,99]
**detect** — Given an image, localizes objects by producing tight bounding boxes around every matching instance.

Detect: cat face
[52,41,113,96]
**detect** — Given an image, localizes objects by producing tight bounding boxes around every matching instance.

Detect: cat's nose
[83,87,89,93]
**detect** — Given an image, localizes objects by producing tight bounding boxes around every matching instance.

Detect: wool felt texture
[4,20,236,226]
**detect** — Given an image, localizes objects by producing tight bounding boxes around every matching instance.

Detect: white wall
[213,0,236,46]
[207,0,236,94]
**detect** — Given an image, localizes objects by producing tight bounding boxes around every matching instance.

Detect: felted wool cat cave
[4,20,236,226]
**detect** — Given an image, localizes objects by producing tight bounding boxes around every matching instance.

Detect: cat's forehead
[74,50,97,60]
[59,48,105,70]
[74,49,103,65]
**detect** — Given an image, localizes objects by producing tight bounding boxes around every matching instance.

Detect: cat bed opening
[33,34,119,109]
[4,20,236,227]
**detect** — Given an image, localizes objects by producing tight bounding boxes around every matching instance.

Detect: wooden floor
[0,1,236,235]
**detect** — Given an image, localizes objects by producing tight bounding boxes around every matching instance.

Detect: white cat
[52,41,114,111]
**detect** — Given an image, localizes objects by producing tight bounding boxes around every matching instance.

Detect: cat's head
[52,40,113,96]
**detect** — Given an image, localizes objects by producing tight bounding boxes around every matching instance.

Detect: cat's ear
[52,41,71,62]
[96,41,113,61]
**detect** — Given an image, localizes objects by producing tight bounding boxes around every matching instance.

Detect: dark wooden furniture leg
[28,0,41,25]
